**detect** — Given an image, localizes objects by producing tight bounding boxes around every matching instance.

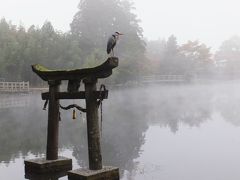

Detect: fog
[0,0,240,179]
[1,0,240,49]
[1,83,240,179]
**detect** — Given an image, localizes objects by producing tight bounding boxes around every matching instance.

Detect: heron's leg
[112,49,114,57]
[110,49,114,57]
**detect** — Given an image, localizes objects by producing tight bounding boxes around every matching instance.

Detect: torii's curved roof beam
[32,57,118,81]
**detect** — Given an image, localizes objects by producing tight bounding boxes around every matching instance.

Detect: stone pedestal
[68,166,119,180]
[25,171,67,180]
[24,156,72,174]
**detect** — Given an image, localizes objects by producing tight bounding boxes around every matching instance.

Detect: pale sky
[0,0,240,51]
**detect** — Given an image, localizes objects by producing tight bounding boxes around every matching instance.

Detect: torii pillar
[24,57,119,180]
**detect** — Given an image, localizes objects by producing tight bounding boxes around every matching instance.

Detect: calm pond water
[1,82,240,180]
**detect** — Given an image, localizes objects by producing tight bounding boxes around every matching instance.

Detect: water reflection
[1,83,240,179]
[133,85,214,132]
[213,85,240,126]
[0,106,46,163]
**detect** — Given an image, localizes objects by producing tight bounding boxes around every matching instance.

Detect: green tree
[180,40,213,76]
[215,36,240,77]
[0,18,23,80]
[71,0,146,82]
[147,35,187,75]
[158,35,184,74]
[145,39,166,75]
[0,19,85,85]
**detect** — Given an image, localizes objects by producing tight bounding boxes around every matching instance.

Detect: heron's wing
[107,36,116,54]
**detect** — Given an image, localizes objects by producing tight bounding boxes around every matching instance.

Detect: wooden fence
[141,75,187,83]
[0,81,29,92]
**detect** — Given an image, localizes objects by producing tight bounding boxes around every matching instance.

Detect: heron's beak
[119,33,124,35]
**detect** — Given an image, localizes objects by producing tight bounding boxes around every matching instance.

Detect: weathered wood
[67,80,81,92]
[84,78,102,170]
[41,91,108,100]
[31,57,119,178]
[46,80,61,160]
[32,57,118,81]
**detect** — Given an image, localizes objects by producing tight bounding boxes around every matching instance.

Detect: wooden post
[24,80,72,174]
[84,78,102,170]
[46,80,61,160]
[28,58,119,177]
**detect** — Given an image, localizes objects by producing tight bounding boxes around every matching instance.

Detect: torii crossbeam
[25,57,119,180]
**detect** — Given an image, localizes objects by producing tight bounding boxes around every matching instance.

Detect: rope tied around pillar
[97,84,107,136]
[43,99,49,110]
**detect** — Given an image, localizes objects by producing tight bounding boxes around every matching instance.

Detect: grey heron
[107,31,123,57]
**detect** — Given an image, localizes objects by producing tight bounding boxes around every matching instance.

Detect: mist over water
[0,0,239,179]
[1,82,240,180]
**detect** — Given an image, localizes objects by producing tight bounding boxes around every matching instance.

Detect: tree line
[0,0,239,85]
[147,35,240,80]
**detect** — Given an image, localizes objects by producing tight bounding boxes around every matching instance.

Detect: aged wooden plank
[32,57,118,81]
[46,80,61,160]
[84,78,102,170]
[41,91,108,100]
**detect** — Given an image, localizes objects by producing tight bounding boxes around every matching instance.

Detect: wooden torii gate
[24,57,119,180]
